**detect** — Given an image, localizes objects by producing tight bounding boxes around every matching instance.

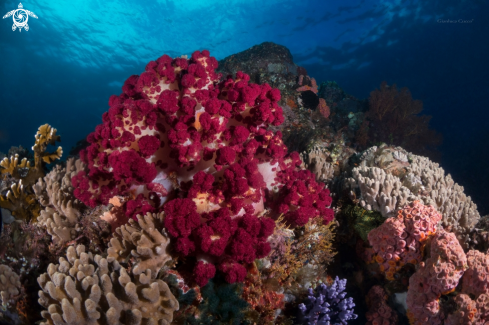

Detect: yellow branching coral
[0,179,38,221]
[0,124,62,221]
[32,124,63,167]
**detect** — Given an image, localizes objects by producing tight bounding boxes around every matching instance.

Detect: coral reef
[406,230,467,324]
[0,264,21,308]
[0,124,62,221]
[365,285,398,325]
[37,245,179,325]
[347,145,480,246]
[298,276,358,325]
[1,43,487,325]
[107,212,171,279]
[359,81,442,159]
[368,201,442,280]
[72,50,333,286]
[33,158,86,245]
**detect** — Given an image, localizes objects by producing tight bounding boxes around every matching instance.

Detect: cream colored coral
[38,245,178,325]
[347,145,480,247]
[0,264,21,307]
[34,158,85,244]
[107,212,171,279]
[300,145,335,182]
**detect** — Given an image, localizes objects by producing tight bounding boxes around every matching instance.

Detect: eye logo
[3,3,38,32]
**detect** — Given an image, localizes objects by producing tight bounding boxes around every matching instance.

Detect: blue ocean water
[1,0,488,212]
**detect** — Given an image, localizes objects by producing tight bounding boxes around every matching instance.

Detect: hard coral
[298,276,357,325]
[37,245,178,325]
[347,145,480,248]
[73,50,334,285]
[0,264,21,308]
[33,158,86,245]
[0,124,62,221]
[107,212,171,279]
[368,201,441,280]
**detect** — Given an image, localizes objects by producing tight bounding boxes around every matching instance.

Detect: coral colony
[0,47,487,325]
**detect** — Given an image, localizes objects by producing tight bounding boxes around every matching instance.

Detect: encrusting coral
[33,158,86,245]
[37,244,179,325]
[107,212,171,279]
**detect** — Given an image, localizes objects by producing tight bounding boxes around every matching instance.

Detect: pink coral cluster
[368,201,442,280]
[463,250,489,297]
[296,75,318,94]
[72,50,334,286]
[365,285,398,325]
[406,230,467,325]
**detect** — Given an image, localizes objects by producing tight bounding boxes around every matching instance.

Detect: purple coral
[298,276,358,325]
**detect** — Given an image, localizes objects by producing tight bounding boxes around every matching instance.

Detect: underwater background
[1,1,489,324]
[1,0,488,213]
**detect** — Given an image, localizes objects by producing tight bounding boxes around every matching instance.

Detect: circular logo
[13,9,28,28]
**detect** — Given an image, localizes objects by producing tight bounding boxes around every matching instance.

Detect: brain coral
[72,50,334,285]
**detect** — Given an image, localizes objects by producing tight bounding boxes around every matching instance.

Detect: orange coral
[243,263,285,325]
[286,97,298,109]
